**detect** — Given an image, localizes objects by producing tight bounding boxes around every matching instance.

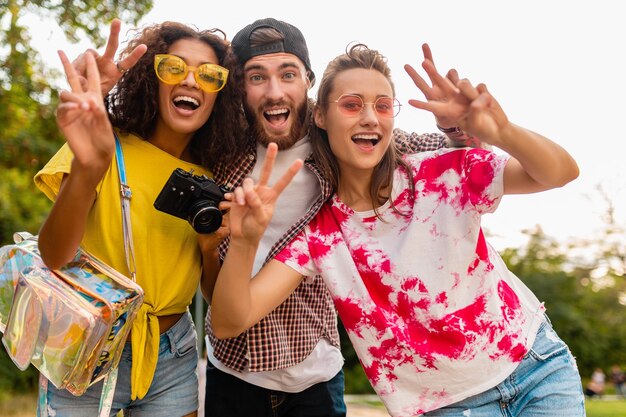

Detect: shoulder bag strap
[114,132,137,282]
[97,132,137,417]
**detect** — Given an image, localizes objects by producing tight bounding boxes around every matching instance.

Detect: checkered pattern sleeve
[213,143,256,262]
[393,128,448,153]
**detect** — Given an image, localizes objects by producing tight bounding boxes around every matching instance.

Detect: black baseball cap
[231,18,315,84]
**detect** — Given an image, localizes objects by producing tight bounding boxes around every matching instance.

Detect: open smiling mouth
[173,96,200,111]
[352,134,381,147]
[264,108,289,124]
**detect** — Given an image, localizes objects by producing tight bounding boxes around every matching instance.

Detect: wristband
[436,124,463,135]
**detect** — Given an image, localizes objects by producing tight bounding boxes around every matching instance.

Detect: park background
[1,0,625,415]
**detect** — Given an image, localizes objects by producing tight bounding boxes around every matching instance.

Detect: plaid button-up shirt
[205,129,449,372]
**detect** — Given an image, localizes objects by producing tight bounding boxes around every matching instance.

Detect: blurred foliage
[0,0,153,392]
[0,168,51,239]
[0,348,38,393]
[1,0,153,46]
[500,227,621,377]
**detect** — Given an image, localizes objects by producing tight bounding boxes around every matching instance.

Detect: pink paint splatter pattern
[276,148,544,416]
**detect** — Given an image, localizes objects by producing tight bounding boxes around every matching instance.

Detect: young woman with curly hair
[34,20,245,416]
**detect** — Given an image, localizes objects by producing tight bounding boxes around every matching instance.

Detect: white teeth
[265,108,288,115]
[352,134,380,140]
[173,96,199,106]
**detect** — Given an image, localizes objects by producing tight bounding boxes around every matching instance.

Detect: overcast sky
[26,0,626,251]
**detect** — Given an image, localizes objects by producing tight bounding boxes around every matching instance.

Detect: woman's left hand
[228,143,303,246]
[404,43,510,146]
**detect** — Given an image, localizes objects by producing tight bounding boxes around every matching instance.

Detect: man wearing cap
[202,18,473,417]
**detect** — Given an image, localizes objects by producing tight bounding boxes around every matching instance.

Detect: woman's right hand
[57,50,115,177]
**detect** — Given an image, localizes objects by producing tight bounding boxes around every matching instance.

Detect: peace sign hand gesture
[403,43,464,129]
[227,143,304,246]
[405,43,509,146]
[56,50,115,178]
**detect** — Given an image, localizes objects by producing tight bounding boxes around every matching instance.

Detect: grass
[345,395,626,416]
[585,398,626,417]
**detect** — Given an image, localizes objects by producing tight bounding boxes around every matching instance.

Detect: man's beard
[245,98,309,150]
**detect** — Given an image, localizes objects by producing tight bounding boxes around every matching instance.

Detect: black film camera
[154,168,229,234]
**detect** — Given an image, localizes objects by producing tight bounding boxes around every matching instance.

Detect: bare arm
[39,51,115,269]
[210,143,306,339]
[488,121,579,195]
[405,43,579,195]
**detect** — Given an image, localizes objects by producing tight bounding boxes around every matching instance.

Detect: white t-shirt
[276,148,545,416]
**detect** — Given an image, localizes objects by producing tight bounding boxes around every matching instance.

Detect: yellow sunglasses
[154,54,229,93]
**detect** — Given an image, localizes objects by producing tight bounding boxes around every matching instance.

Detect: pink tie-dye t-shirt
[275,148,545,417]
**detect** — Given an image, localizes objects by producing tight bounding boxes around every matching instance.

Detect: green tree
[0,0,153,393]
[0,0,154,242]
[586,185,626,279]
[502,223,626,378]
[573,188,626,372]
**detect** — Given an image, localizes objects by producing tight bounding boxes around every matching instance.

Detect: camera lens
[188,202,223,234]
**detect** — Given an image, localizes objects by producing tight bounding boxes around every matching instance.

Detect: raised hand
[453,81,509,145]
[72,18,147,95]
[404,44,464,129]
[57,50,115,174]
[404,43,509,145]
[228,143,303,245]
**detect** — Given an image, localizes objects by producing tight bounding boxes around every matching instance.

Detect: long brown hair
[105,21,246,168]
[311,43,415,215]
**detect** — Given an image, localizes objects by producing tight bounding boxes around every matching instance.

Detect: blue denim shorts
[424,317,586,417]
[38,310,199,417]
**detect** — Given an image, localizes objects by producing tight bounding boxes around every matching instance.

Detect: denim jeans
[423,317,586,417]
[204,361,346,417]
[39,311,199,417]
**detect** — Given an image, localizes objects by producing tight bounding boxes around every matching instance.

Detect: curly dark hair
[105,21,247,168]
